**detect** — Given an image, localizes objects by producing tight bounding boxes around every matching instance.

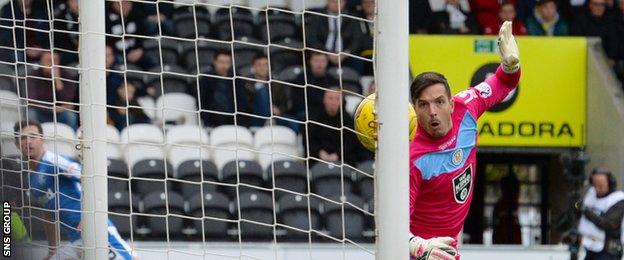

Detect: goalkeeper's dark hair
[13,120,43,141]
[410,72,451,104]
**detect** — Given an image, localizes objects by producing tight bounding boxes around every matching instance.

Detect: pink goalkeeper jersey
[409,66,520,253]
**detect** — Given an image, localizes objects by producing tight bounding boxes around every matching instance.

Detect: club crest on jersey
[474,83,492,98]
[453,165,472,203]
[451,149,464,166]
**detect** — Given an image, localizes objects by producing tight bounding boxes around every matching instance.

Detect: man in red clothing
[407,21,521,260]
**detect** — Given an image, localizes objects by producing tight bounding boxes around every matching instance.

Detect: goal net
[0,0,407,259]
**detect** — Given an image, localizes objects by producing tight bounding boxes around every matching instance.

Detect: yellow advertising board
[409,35,587,148]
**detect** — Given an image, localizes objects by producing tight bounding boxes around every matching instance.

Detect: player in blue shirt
[14,120,136,260]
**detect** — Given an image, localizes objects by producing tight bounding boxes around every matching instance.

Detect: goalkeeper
[408,21,521,260]
[13,120,137,260]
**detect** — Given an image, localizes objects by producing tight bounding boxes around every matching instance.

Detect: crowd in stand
[1,0,623,167]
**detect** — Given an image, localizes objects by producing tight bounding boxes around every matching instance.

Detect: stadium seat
[173,12,211,39]
[108,190,140,237]
[233,37,266,70]
[310,162,354,197]
[104,124,123,159]
[288,0,326,12]
[327,66,362,93]
[0,90,22,128]
[142,38,181,67]
[247,0,288,10]
[120,64,147,88]
[321,193,366,241]
[136,96,157,120]
[276,65,303,84]
[0,123,20,157]
[268,159,307,194]
[257,9,300,43]
[166,125,210,167]
[108,158,130,193]
[120,123,165,168]
[145,64,191,95]
[277,193,321,241]
[221,160,265,191]
[155,93,200,126]
[236,191,275,239]
[210,125,256,169]
[355,160,374,201]
[186,190,232,239]
[41,122,78,159]
[131,159,174,196]
[254,125,299,169]
[214,7,256,41]
[141,191,186,238]
[269,38,304,72]
[1,157,24,206]
[0,63,17,93]
[173,159,219,198]
[181,39,229,71]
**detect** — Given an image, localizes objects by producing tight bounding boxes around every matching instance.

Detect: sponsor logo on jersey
[453,165,472,203]
[451,149,464,166]
[474,83,492,98]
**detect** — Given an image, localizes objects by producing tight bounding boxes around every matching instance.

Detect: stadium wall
[585,38,624,180]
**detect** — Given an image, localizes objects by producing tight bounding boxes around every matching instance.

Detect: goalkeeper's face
[414,84,454,138]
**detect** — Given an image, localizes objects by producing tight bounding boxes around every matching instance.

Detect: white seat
[257,145,299,170]
[210,125,255,169]
[247,0,288,9]
[41,122,78,159]
[212,148,257,170]
[120,124,165,167]
[254,125,297,148]
[166,125,210,169]
[0,123,19,157]
[204,0,246,13]
[136,96,156,120]
[76,125,123,159]
[155,93,199,125]
[0,90,22,125]
[289,0,326,12]
[344,94,363,116]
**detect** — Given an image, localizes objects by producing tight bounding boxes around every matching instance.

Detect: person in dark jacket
[107,82,151,131]
[526,0,570,36]
[291,51,339,121]
[572,0,618,59]
[432,0,481,34]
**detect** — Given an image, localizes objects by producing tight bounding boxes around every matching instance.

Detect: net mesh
[0,0,377,259]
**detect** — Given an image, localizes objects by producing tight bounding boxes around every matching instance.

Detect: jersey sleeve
[42,152,82,179]
[409,160,423,218]
[454,66,521,118]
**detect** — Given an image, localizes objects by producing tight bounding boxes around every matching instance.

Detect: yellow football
[353,93,417,152]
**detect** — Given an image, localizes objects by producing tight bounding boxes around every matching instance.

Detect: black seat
[131,159,174,196]
[186,190,232,239]
[173,159,219,198]
[355,160,374,201]
[311,162,354,197]
[269,38,303,72]
[322,193,366,241]
[276,65,303,84]
[1,157,24,205]
[233,37,266,70]
[257,9,300,42]
[121,64,148,88]
[108,158,129,193]
[141,191,186,238]
[236,191,275,240]
[268,159,307,194]
[214,7,256,41]
[145,64,190,95]
[174,12,211,39]
[221,160,265,188]
[277,193,321,241]
[108,190,140,237]
[0,63,17,93]
[327,66,362,93]
[142,38,180,67]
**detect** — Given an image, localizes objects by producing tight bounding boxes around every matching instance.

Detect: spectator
[483,1,527,35]
[470,0,502,33]
[304,88,362,166]
[614,0,624,81]
[0,0,49,63]
[107,82,151,131]
[431,0,481,34]
[492,173,522,244]
[304,0,362,69]
[577,168,624,260]
[526,0,570,36]
[237,54,290,128]
[356,0,374,75]
[138,0,175,36]
[291,52,338,121]
[105,45,123,106]
[25,51,78,129]
[53,0,79,65]
[410,0,434,33]
[572,0,619,60]
[198,50,247,127]
[106,0,157,69]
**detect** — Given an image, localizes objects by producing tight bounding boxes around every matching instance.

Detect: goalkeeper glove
[498,21,520,74]
[409,233,457,260]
